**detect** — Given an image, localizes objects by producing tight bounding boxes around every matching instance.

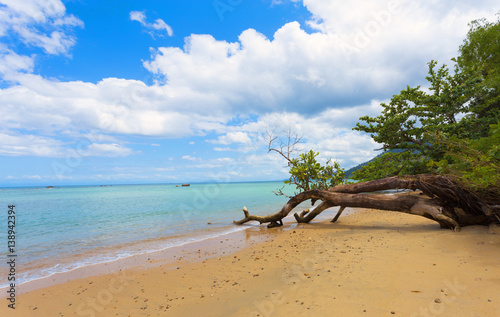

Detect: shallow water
[0,181,301,288]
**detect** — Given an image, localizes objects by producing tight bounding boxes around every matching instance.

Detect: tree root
[234,175,498,230]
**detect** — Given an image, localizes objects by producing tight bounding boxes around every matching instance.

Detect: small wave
[0,225,248,289]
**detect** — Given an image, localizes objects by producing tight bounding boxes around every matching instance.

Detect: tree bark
[234,175,498,231]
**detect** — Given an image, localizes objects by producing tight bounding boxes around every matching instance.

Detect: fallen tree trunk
[234,175,499,231]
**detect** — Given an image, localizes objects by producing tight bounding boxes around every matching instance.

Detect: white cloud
[207,131,252,145]
[218,109,381,168]
[300,0,498,64]
[0,46,34,78]
[143,2,496,117]
[90,173,150,181]
[22,174,42,180]
[130,10,173,38]
[192,163,223,169]
[217,157,234,163]
[182,155,197,161]
[0,75,227,138]
[213,147,231,152]
[0,0,83,86]
[151,19,173,36]
[153,167,174,172]
[84,143,135,157]
[3,2,495,141]
[0,131,135,158]
[129,11,146,24]
[0,0,83,55]
[0,132,66,156]
[272,0,301,5]
[1,0,497,171]
[4,174,42,180]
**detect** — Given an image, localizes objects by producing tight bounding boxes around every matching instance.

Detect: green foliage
[427,123,500,193]
[455,17,500,137]
[354,59,481,155]
[351,151,428,182]
[352,16,500,188]
[459,18,500,81]
[284,150,346,192]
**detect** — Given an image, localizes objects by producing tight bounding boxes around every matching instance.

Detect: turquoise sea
[0,181,307,289]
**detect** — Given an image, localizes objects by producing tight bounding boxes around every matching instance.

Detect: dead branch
[235,175,498,231]
[266,128,302,166]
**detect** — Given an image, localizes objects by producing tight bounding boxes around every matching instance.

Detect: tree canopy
[284,150,345,192]
[352,16,500,201]
[236,16,499,231]
[266,130,346,196]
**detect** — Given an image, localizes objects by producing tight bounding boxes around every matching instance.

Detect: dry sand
[3,208,500,317]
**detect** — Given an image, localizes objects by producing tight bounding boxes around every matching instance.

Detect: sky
[0,0,498,187]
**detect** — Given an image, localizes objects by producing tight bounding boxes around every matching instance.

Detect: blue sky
[0,0,498,186]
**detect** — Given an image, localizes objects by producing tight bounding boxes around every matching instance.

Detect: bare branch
[272,185,293,199]
[266,127,302,166]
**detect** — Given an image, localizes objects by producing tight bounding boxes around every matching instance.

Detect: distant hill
[345,153,381,179]
[345,149,402,179]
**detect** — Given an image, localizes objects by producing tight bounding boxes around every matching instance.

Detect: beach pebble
[434,299,441,303]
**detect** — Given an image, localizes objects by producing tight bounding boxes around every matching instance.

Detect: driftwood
[234,175,500,231]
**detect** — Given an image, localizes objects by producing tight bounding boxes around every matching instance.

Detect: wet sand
[3,208,500,316]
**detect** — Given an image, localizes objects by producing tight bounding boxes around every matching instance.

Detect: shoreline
[0,225,251,292]
[0,223,281,297]
[0,180,300,294]
[3,208,500,316]
[1,204,351,297]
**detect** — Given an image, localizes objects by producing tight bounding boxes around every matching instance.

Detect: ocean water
[0,181,303,289]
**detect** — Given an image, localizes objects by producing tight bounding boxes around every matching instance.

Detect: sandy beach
[3,207,500,317]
